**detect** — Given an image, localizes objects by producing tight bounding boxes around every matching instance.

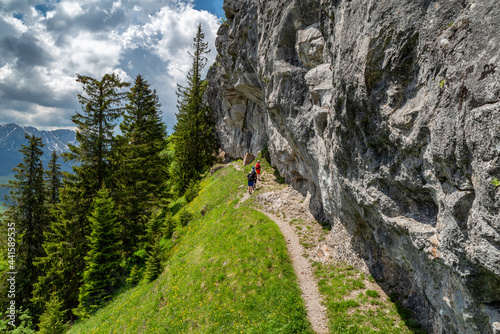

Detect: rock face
[206,0,500,333]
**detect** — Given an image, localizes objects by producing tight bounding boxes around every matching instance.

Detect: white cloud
[65,32,123,75]
[0,63,15,82]
[59,1,84,18]
[2,14,27,34]
[0,0,220,130]
[120,4,219,86]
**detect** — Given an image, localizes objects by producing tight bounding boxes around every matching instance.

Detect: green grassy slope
[68,165,313,334]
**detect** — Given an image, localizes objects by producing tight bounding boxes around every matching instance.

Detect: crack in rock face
[206,0,500,333]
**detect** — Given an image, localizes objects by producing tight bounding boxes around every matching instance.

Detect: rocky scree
[205,0,500,333]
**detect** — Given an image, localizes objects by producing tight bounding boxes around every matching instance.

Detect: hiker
[247,169,255,194]
[255,160,261,182]
[251,167,257,190]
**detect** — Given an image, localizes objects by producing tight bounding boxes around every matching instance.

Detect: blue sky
[0,0,224,131]
[194,0,224,17]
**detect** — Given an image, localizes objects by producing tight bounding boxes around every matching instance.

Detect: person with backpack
[247,168,256,194]
[255,160,261,182]
[251,166,257,190]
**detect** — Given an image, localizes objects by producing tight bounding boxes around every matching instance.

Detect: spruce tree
[46,151,62,206]
[126,265,142,286]
[143,210,165,282]
[172,23,218,194]
[113,74,168,257]
[68,73,130,189]
[32,196,83,321]
[37,292,68,334]
[2,134,48,314]
[34,176,95,321]
[144,235,163,282]
[77,188,121,317]
[31,152,63,320]
[161,212,175,238]
[32,73,129,321]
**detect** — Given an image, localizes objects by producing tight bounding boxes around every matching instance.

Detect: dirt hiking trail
[233,162,329,334]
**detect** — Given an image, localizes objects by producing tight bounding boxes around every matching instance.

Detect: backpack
[247,173,252,181]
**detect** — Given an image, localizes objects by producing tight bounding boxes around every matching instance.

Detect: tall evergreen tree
[46,151,62,206]
[32,73,129,321]
[31,152,62,320]
[113,74,168,257]
[2,134,47,314]
[77,188,121,317]
[68,73,130,188]
[32,187,82,322]
[172,23,218,193]
[37,292,68,334]
[143,235,163,282]
[143,210,166,282]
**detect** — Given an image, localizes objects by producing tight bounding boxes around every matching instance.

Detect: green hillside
[68,164,313,333]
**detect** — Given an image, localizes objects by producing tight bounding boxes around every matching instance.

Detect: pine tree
[46,151,62,206]
[33,188,87,320]
[143,210,164,282]
[161,212,175,238]
[178,207,193,227]
[32,73,129,321]
[2,134,48,313]
[77,188,121,317]
[32,196,84,322]
[113,74,168,257]
[62,72,129,238]
[144,235,163,282]
[43,151,62,273]
[126,265,142,286]
[172,23,218,194]
[68,73,130,189]
[37,292,68,334]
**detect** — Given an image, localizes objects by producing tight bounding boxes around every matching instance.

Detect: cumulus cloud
[0,0,221,130]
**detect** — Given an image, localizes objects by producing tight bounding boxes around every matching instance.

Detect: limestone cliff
[205,0,500,332]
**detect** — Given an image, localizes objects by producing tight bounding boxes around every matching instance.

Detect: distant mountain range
[0,123,77,175]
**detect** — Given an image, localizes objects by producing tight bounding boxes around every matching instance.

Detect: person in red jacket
[255,160,261,182]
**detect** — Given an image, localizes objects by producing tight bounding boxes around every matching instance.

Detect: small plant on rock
[491,177,500,187]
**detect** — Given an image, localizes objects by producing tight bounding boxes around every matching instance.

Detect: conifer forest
[0,25,217,332]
